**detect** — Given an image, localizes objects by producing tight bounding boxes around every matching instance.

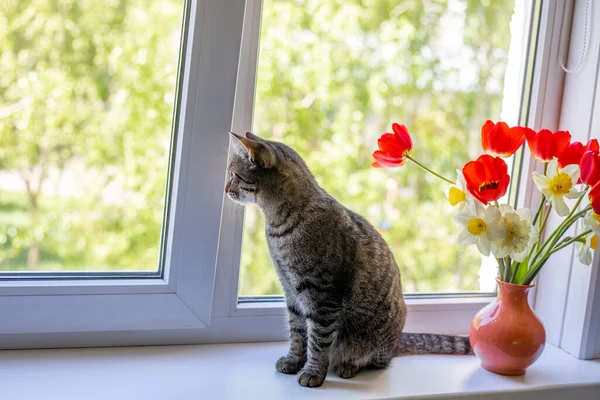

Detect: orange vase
[469,278,546,376]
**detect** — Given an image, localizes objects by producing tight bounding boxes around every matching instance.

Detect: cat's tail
[396,332,473,356]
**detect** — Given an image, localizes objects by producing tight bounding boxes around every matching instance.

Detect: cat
[225,131,472,388]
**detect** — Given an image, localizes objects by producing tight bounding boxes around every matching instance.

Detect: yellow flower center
[550,172,573,195]
[593,213,600,223]
[467,218,487,236]
[591,235,599,250]
[448,187,466,206]
[504,224,517,242]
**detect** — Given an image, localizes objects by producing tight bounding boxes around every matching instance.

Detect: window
[0,0,249,346]
[0,0,183,274]
[1,0,598,358]
[239,0,535,296]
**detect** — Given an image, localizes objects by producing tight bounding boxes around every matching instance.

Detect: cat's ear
[229,132,276,168]
[245,131,264,142]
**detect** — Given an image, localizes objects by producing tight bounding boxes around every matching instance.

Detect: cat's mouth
[227,191,240,201]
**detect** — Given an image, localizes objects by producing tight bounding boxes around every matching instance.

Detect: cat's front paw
[297,368,326,387]
[275,356,305,374]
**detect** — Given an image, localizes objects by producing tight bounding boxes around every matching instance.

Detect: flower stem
[532,197,545,226]
[504,256,513,282]
[549,229,592,255]
[521,201,591,284]
[543,202,590,260]
[538,204,552,240]
[532,164,548,227]
[496,256,506,281]
[406,156,455,185]
[522,229,592,285]
[529,192,588,268]
[524,204,549,269]
[509,260,519,283]
[523,258,549,286]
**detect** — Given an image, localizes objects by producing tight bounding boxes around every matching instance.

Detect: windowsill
[2,342,599,399]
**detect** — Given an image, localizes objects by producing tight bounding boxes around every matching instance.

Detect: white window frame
[1,0,598,357]
[0,0,248,348]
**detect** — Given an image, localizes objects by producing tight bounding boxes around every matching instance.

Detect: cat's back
[266,190,399,280]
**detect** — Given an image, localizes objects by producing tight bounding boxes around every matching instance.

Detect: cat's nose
[224,179,231,193]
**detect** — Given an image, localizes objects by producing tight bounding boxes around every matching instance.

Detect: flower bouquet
[373,121,599,375]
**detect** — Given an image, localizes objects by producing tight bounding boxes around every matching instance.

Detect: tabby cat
[225,132,472,388]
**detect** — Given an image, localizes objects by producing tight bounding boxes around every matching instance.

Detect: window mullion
[211,0,264,319]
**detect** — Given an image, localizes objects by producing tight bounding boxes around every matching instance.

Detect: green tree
[0,0,181,271]
[240,0,516,294]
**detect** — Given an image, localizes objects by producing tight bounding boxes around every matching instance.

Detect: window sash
[0,0,247,347]
[214,0,540,314]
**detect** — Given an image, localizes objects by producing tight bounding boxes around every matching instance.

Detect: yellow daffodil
[492,204,538,262]
[576,221,599,266]
[532,158,580,217]
[446,170,471,211]
[455,202,505,256]
[583,210,600,237]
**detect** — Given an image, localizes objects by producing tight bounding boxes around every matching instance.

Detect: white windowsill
[2,342,599,400]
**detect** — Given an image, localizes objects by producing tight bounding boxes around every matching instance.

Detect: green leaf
[514,260,529,285]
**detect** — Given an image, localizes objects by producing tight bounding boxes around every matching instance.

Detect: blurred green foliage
[0,0,181,270]
[239,0,517,294]
[0,0,516,294]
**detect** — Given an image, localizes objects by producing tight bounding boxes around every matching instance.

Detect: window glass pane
[239,0,536,295]
[0,0,184,272]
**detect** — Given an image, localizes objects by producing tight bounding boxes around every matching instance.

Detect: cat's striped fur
[225,132,472,388]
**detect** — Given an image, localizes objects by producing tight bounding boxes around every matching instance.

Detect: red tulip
[581,149,600,187]
[525,129,571,162]
[481,120,528,157]
[558,138,599,169]
[589,181,600,214]
[372,123,413,168]
[462,155,511,205]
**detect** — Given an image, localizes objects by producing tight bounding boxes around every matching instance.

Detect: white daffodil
[492,204,539,262]
[532,158,581,217]
[446,170,472,212]
[583,210,600,237]
[575,221,599,266]
[455,202,506,256]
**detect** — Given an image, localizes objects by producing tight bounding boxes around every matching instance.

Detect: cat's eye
[234,172,256,185]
